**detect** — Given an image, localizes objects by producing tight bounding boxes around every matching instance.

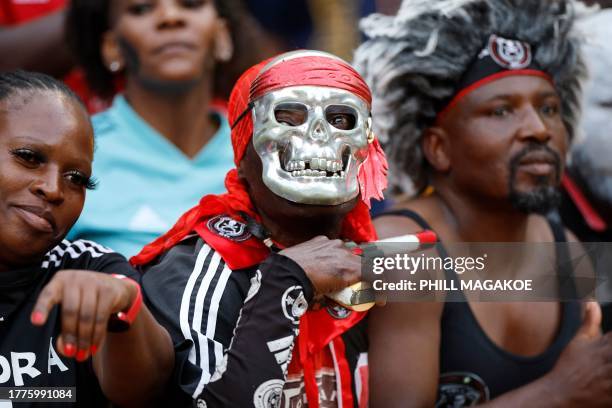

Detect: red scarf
[131,52,387,407]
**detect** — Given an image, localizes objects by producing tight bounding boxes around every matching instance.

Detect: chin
[508,185,561,214]
[283,195,358,218]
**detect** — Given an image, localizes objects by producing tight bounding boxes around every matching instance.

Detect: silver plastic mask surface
[252,85,370,205]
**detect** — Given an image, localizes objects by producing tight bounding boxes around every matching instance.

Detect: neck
[257,209,347,248]
[434,183,530,242]
[124,76,218,158]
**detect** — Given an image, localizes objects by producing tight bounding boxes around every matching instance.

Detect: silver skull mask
[251,85,371,205]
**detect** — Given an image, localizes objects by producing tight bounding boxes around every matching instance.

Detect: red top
[1,0,111,114]
[0,0,65,25]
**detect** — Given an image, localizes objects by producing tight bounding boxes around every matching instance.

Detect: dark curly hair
[354,0,589,196]
[65,0,269,100]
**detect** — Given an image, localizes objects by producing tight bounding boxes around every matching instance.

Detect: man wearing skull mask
[130,50,387,407]
[355,0,612,406]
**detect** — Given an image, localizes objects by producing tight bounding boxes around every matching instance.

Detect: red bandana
[131,52,387,407]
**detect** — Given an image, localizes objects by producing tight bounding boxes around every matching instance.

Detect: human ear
[213,19,233,62]
[101,31,125,73]
[422,126,451,172]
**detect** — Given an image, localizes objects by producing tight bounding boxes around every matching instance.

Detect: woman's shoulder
[43,239,135,277]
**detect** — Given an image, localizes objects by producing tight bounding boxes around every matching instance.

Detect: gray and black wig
[354,0,589,196]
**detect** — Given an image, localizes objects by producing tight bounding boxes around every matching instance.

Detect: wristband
[107,274,143,332]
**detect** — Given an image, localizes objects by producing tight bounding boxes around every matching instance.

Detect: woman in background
[66,0,274,256]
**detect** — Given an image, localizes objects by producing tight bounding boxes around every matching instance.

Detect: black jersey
[0,239,137,408]
[139,227,369,408]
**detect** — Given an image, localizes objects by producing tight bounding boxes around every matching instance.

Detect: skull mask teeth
[252,85,370,205]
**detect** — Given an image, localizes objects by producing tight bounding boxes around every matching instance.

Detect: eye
[488,105,513,118]
[11,148,44,167]
[65,170,98,191]
[325,105,357,130]
[274,103,308,126]
[127,1,153,15]
[540,102,560,116]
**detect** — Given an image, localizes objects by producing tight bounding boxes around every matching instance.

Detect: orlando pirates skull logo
[253,379,284,408]
[207,215,252,241]
[488,34,532,70]
[281,286,308,324]
[436,372,490,407]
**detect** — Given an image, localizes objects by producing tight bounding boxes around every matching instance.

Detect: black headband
[437,34,551,120]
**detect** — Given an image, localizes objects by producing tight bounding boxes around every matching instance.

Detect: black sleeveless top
[378,209,581,406]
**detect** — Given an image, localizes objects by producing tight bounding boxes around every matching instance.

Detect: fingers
[74,285,99,362]
[577,301,602,341]
[58,281,81,358]
[31,278,64,326]
[91,287,115,356]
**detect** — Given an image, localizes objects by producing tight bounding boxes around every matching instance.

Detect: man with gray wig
[355,0,612,406]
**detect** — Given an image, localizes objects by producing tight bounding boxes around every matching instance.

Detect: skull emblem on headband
[251,85,371,205]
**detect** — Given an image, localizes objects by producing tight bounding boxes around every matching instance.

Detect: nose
[157,0,186,29]
[308,108,331,142]
[30,167,64,205]
[516,105,551,144]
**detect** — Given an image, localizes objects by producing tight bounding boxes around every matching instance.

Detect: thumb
[576,301,602,340]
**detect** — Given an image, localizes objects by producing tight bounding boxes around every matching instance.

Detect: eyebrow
[11,136,52,147]
[481,90,559,103]
[537,91,559,99]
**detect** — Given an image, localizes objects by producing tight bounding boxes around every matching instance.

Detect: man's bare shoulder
[374,195,443,239]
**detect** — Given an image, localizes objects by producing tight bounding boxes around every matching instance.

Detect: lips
[153,41,196,55]
[516,151,559,176]
[12,205,56,233]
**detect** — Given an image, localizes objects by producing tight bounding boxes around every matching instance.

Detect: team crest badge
[281,286,308,324]
[253,379,283,408]
[327,303,352,319]
[207,215,252,241]
[487,34,532,70]
[436,372,490,407]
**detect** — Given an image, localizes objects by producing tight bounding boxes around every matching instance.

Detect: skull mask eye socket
[325,105,357,130]
[274,103,308,126]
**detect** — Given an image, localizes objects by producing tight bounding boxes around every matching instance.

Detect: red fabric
[332,336,355,408]
[0,1,113,114]
[0,0,65,25]
[357,361,369,408]
[193,220,269,270]
[250,55,372,107]
[359,138,388,207]
[63,69,113,114]
[132,53,382,266]
[562,173,607,232]
[436,69,553,123]
[131,53,382,406]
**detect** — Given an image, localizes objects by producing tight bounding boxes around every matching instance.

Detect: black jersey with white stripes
[139,235,317,407]
[0,239,137,408]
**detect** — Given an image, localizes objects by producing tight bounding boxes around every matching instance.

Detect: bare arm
[370,215,444,408]
[93,306,174,408]
[0,10,74,76]
[31,270,174,408]
[369,301,444,408]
